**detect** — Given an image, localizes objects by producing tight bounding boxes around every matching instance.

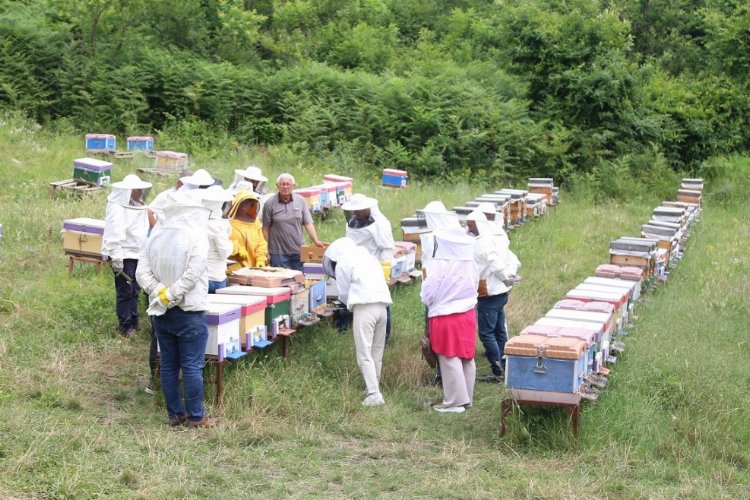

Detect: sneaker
[476,374,503,383]
[362,393,385,407]
[433,404,465,414]
[185,416,218,428]
[145,380,156,396]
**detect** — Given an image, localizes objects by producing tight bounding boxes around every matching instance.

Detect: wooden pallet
[90,150,134,160]
[136,166,181,177]
[49,178,104,198]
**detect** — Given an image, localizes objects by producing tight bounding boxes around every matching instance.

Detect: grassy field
[1,115,749,498]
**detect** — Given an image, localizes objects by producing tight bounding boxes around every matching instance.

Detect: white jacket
[149,187,177,224]
[472,215,520,296]
[102,185,149,261]
[325,238,392,311]
[420,201,461,269]
[136,204,211,312]
[206,219,232,281]
[420,229,478,317]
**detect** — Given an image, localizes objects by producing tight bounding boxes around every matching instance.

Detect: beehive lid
[505,335,588,360]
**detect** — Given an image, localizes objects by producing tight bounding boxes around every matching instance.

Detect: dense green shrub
[1,0,750,191]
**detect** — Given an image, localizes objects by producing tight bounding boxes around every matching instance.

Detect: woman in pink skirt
[420,228,479,413]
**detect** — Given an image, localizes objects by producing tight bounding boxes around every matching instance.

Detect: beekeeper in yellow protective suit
[227,190,268,270]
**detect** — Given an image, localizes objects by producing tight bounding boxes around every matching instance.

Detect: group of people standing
[322,199,520,414]
[98,164,520,424]
[100,166,325,427]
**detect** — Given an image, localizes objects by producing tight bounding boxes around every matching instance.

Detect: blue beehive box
[504,334,589,393]
[382,168,408,188]
[313,184,330,208]
[85,134,116,152]
[126,136,154,151]
[307,279,327,313]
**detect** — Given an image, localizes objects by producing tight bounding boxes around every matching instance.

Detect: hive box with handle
[126,136,154,151]
[519,324,596,375]
[382,168,408,188]
[216,285,291,341]
[85,133,116,152]
[534,316,610,372]
[207,294,267,350]
[73,158,112,187]
[205,302,246,361]
[62,217,105,258]
[504,335,589,393]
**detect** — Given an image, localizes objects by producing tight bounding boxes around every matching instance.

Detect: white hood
[468,209,509,244]
[323,237,358,277]
[422,201,461,231]
[432,228,475,261]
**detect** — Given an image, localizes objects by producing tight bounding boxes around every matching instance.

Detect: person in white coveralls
[323,237,393,407]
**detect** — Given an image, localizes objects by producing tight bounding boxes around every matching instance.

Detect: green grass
[1,114,749,497]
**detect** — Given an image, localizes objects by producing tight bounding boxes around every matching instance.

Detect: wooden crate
[49,179,104,198]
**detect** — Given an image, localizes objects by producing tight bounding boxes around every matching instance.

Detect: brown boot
[185,416,218,428]
[167,415,187,427]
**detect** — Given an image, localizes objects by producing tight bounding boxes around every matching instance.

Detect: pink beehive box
[553,299,587,311]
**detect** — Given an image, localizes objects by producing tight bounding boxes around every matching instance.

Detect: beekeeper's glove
[111,258,124,273]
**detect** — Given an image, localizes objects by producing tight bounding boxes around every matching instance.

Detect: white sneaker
[362,393,385,407]
[433,404,465,414]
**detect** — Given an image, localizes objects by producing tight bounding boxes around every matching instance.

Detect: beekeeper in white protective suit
[474,202,509,246]
[148,168,193,225]
[229,165,268,194]
[229,165,271,215]
[136,191,217,428]
[343,193,396,341]
[466,209,521,383]
[420,201,462,271]
[200,186,234,293]
[102,174,152,338]
[178,168,216,191]
[323,237,392,407]
[342,193,395,262]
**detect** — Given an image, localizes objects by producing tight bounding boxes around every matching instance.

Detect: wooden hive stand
[66,252,106,277]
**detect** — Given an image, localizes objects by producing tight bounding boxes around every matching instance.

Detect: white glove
[147,295,168,316]
[503,275,522,287]
[111,258,124,273]
[154,286,179,308]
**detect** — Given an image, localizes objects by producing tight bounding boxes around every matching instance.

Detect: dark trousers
[385,305,392,343]
[114,258,140,333]
[152,308,209,422]
[477,292,509,376]
[270,253,303,272]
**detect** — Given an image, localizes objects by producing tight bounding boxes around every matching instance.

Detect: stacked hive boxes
[207,294,268,351]
[401,179,559,265]
[204,302,246,361]
[504,179,702,405]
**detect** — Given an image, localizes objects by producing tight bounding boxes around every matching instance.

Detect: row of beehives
[59,214,332,361]
[400,177,560,263]
[502,178,704,405]
[84,132,192,176]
